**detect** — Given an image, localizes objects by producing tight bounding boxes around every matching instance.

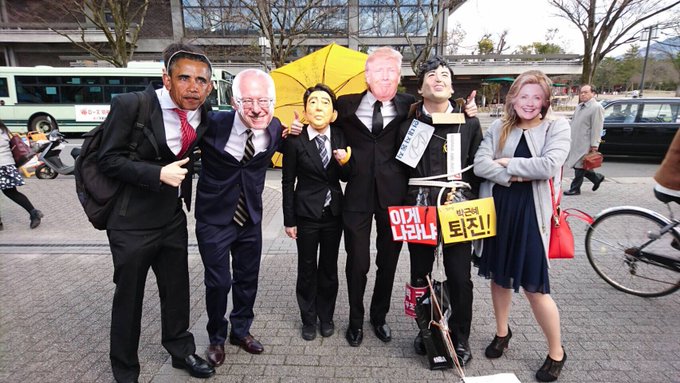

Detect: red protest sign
[388,206,438,245]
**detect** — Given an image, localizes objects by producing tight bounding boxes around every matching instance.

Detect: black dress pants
[344,205,403,329]
[569,168,603,192]
[408,241,473,343]
[295,208,342,326]
[107,207,195,383]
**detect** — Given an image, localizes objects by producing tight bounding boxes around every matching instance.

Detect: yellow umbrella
[270,43,368,167]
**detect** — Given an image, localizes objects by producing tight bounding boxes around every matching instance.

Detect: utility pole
[639,25,658,98]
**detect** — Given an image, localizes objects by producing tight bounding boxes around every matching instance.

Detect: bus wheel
[29,115,55,133]
[35,164,58,179]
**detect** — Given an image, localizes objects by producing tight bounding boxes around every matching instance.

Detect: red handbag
[548,178,594,259]
[582,151,603,170]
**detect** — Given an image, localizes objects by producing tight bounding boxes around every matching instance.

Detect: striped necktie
[172,108,197,158]
[234,129,254,226]
[315,134,332,207]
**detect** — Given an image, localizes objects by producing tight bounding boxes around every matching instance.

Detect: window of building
[181,0,346,37]
[359,0,434,37]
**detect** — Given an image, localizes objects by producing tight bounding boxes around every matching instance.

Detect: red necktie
[173,108,197,158]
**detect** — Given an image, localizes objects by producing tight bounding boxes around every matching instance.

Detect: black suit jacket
[399,101,483,205]
[335,91,415,212]
[98,84,209,230]
[195,111,283,226]
[281,125,350,227]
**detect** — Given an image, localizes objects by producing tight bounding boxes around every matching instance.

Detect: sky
[451,0,585,55]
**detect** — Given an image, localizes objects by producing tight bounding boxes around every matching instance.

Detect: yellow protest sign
[437,197,496,244]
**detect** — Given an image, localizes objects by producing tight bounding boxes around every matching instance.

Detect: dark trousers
[107,207,194,383]
[2,187,35,213]
[408,241,473,344]
[295,208,342,326]
[343,206,403,329]
[569,168,603,192]
[196,220,262,345]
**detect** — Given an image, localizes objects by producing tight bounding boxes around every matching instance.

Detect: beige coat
[654,129,680,191]
[565,98,604,169]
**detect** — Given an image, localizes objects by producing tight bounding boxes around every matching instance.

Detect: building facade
[0,0,464,68]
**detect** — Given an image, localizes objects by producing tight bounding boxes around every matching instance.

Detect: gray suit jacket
[565,98,604,169]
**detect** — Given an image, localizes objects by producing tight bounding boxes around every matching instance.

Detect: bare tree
[495,30,509,54]
[444,21,466,55]
[393,0,466,71]
[234,0,346,69]
[15,0,152,67]
[549,0,680,84]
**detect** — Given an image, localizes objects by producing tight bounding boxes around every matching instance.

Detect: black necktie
[234,130,254,226]
[372,100,383,135]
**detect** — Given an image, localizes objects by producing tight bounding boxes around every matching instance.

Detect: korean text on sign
[437,197,496,244]
[388,206,437,246]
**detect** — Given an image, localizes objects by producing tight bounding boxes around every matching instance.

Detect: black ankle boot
[29,209,43,229]
[536,348,567,382]
[485,326,512,358]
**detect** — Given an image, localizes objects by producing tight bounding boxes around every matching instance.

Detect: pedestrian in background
[564,84,605,196]
[281,83,350,341]
[0,119,43,230]
[474,70,571,382]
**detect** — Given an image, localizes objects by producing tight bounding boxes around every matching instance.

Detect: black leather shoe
[29,209,43,229]
[413,331,426,355]
[485,326,512,359]
[345,327,363,347]
[206,344,225,367]
[455,340,473,366]
[592,175,605,191]
[301,324,316,341]
[536,348,567,382]
[563,189,580,196]
[229,333,264,354]
[320,321,335,337]
[371,321,391,342]
[171,354,215,379]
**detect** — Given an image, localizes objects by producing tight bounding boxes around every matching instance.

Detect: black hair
[163,43,212,76]
[0,119,9,135]
[303,83,337,111]
[416,56,453,90]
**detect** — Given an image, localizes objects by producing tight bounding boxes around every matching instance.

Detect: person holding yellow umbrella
[281,83,351,341]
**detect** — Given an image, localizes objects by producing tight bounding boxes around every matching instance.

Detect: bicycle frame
[592,205,680,272]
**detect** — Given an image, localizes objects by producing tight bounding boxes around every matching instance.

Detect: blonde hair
[498,70,553,152]
[365,46,403,72]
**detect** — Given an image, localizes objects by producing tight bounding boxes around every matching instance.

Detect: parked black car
[599,98,680,158]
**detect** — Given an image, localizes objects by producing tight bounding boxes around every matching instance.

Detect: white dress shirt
[307,127,332,159]
[356,91,397,132]
[155,88,200,156]
[225,113,270,161]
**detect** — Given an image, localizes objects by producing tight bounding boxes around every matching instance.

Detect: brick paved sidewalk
[1,172,679,382]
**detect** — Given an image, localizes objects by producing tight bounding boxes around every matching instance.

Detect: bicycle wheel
[585,207,680,297]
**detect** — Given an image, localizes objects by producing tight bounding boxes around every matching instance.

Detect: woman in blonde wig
[473,70,571,381]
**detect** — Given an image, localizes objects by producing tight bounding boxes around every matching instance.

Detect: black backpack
[75,92,157,230]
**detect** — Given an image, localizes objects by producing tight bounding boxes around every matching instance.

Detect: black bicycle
[584,190,680,297]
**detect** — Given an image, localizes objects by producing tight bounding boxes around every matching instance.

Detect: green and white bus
[0,64,233,134]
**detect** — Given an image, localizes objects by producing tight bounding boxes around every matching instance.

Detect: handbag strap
[548,176,595,225]
[548,170,562,221]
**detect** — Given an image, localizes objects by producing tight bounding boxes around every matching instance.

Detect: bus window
[0,77,8,97]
